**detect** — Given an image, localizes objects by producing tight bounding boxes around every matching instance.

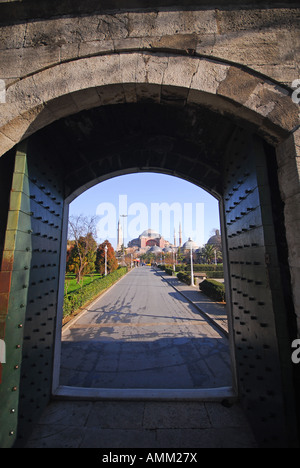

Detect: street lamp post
[190,245,194,287]
[104,244,108,277]
[172,249,176,272]
[120,214,128,256]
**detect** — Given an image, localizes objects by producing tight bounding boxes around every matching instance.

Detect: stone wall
[277,128,300,336]
[0,7,299,85]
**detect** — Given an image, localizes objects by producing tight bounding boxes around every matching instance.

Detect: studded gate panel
[0,143,32,448]
[17,138,64,446]
[223,128,297,447]
[0,140,64,447]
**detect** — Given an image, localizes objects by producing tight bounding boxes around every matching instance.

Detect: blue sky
[69,173,221,249]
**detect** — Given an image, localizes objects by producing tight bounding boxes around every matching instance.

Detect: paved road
[60,267,232,389]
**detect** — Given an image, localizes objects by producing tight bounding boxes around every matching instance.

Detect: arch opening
[58,171,233,395]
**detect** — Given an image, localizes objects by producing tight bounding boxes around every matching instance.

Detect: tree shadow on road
[60,335,232,390]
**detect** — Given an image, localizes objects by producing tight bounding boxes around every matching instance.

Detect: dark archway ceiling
[1,0,294,24]
[29,102,239,199]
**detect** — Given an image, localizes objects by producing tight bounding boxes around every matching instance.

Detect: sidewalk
[157,270,228,337]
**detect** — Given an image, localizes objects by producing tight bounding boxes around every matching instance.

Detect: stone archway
[0,52,299,448]
[0,52,298,157]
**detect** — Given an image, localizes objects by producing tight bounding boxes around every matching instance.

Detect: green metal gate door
[0,140,64,447]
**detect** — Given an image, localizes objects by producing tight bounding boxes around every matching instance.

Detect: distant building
[179,222,182,247]
[181,238,199,252]
[117,219,123,251]
[128,228,170,253]
[127,224,184,253]
[126,225,216,256]
[207,229,222,248]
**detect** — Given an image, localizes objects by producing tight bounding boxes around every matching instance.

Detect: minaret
[179,223,182,247]
[174,228,176,247]
[117,219,123,251]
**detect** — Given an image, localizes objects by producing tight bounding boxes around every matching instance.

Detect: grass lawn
[65,274,103,294]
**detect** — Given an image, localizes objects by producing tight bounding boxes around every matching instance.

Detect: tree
[67,214,98,283]
[201,244,223,264]
[202,244,216,264]
[95,240,118,275]
[140,252,156,264]
[176,247,185,264]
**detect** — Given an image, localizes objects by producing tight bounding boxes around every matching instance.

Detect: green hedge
[63,267,128,318]
[205,271,224,279]
[177,271,197,286]
[165,267,174,276]
[185,264,223,272]
[200,279,225,302]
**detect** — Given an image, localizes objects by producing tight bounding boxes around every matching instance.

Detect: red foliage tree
[95,240,118,275]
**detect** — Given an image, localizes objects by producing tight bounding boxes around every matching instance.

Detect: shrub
[200,279,225,302]
[63,267,128,318]
[206,271,224,279]
[165,267,173,276]
[185,264,223,272]
[177,271,196,285]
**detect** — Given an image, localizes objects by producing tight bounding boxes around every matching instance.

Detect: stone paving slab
[25,400,257,448]
[157,271,229,335]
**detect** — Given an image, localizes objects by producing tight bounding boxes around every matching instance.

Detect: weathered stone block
[0,130,15,155]
[78,39,114,58]
[215,8,300,34]
[69,88,102,113]
[278,159,300,200]
[135,83,161,103]
[149,33,198,53]
[44,94,78,121]
[96,84,126,106]
[190,59,229,95]
[217,67,262,106]
[0,23,27,50]
[128,10,217,38]
[162,55,198,89]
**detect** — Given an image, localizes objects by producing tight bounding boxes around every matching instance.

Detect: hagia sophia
[117,220,221,255]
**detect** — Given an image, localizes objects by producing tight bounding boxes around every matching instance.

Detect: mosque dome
[163,247,173,253]
[207,229,222,246]
[140,229,161,239]
[182,238,199,251]
[148,245,162,253]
